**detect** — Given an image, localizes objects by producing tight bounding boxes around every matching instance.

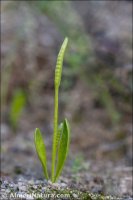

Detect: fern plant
[34,38,70,183]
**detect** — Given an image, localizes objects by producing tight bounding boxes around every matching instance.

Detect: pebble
[33,185,38,189]
[20,185,27,191]
[13,184,19,191]
[35,180,43,184]
[18,182,23,187]
[18,178,23,182]
[28,179,34,185]
[3,180,9,186]
[1,186,6,189]
[1,124,10,140]
[1,189,6,192]
[42,187,46,192]
[60,182,67,188]
[5,189,10,193]
[72,193,78,198]
[9,183,14,188]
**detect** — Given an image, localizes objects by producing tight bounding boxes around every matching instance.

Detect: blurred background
[1,0,132,194]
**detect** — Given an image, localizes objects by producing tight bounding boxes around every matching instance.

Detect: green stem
[51,86,58,182]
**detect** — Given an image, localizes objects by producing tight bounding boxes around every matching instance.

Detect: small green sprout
[34,38,70,183]
[10,89,26,130]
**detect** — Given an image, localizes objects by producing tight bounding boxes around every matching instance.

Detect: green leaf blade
[34,128,49,180]
[54,119,70,182]
[10,89,26,129]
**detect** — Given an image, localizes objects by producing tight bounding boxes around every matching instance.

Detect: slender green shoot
[34,37,70,183]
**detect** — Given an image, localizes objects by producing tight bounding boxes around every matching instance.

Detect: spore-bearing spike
[55,38,68,88]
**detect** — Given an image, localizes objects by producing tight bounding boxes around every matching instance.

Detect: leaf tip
[35,128,39,132]
[64,37,68,43]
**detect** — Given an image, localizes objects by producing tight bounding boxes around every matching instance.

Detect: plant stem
[51,86,58,182]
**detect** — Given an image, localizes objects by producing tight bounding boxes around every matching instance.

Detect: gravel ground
[1,128,132,200]
[1,161,133,200]
[0,177,133,200]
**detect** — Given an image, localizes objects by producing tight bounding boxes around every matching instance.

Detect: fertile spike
[55,37,68,88]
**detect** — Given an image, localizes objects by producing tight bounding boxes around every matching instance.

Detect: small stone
[48,180,52,185]
[26,195,34,200]
[60,183,67,187]
[1,189,6,192]
[1,124,10,140]
[16,192,24,197]
[18,178,23,182]
[35,180,42,184]
[3,180,9,186]
[1,186,6,189]
[28,180,34,185]
[72,193,78,198]
[6,189,10,193]
[9,183,14,188]
[33,185,38,189]
[20,185,27,191]
[42,187,46,192]
[18,182,23,187]
[52,183,60,188]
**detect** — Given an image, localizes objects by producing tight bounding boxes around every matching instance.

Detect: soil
[1,121,132,200]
